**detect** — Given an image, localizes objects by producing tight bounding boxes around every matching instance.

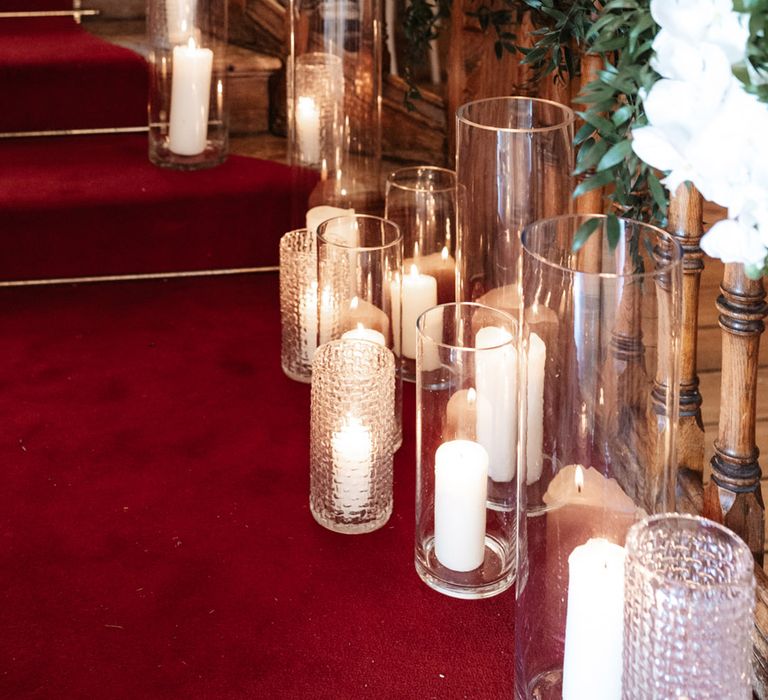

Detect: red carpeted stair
[0,134,310,280]
[0,14,148,132]
[0,272,515,698]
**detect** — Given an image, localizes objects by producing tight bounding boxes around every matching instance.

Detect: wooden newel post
[704,263,767,563]
[667,185,706,480]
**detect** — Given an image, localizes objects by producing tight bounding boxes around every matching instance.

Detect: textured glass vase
[415,302,518,599]
[147,0,228,169]
[279,228,316,382]
[623,514,755,700]
[514,215,683,700]
[310,338,396,533]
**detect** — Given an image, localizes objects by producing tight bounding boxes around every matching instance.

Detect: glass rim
[521,214,683,279]
[625,513,755,590]
[456,96,575,134]
[317,214,402,252]
[416,302,517,352]
[385,166,457,193]
[281,227,312,239]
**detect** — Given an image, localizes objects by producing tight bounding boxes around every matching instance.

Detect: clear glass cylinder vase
[310,338,396,533]
[287,0,382,214]
[415,302,518,599]
[455,97,574,310]
[514,215,683,699]
[385,166,462,382]
[623,514,754,700]
[316,214,402,447]
[147,0,228,170]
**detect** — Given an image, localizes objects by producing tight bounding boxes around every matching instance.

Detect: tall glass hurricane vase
[455,97,574,311]
[288,0,382,215]
[514,215,683,700]
[148,0,228,169]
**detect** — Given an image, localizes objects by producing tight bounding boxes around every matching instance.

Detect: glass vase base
[281,363,311,384]
[516,668,562,700]
[310,503,391,535]
[415,535,514,599]
[149,139,228,171]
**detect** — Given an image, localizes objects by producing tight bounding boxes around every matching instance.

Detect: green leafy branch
[572,0,665,241]
[401,0,452,110]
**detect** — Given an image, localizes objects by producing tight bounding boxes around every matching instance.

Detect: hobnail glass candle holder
[147,0,228,170]
[623,514,755,700]
[287,0,382,214]
[310,338,396,534]
[455,96,573,311]
[385,166,461,382]
[317,214,402,446]
[514,215,683,699]
[279,228,316,383]
[415,302,518,599]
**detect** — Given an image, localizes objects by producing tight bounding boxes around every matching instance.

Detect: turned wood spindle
[704,263,767,563]
[667,185,706,481]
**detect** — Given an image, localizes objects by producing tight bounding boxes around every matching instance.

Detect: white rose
[650,0,731,42]
[701,218,767,268]
[631,126,697,193]
[650,0,748,64]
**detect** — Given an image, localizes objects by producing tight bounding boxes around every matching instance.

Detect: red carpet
[0,134,311,280]
[0,272,514,698]
[0,16,147,132]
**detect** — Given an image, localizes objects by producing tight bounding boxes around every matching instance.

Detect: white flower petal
[701,218,767,267]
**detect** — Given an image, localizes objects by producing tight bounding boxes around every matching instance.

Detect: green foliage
[575,0,666,226]
[733,0,768,103]
[401,0,452,110]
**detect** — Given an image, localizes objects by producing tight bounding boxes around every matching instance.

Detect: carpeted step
[0,134,312,280]
[0,16,147,132]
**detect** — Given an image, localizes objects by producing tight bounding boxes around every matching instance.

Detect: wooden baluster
[667,185,706,491]
[704,263,766,562]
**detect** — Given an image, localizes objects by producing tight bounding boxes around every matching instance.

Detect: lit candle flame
[356,322,365,331]
[409,264,419,277]
[441,246,449,261]
[467,387,476,405]
[350,296,359,310]
[187,36,197,50]
[575,465,584,494]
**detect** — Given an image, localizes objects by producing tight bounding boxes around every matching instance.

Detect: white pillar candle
[302,283,335,363]
[332,414,373,514]
[434,439,489,571]
[169,38,213,157]
[342,324,386,347]
[526,332,546,484]
[306,205,355,236]
[475,326,518,482]
[296,96,321,165]
[390,264,437,360]
[562,537,625,700]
